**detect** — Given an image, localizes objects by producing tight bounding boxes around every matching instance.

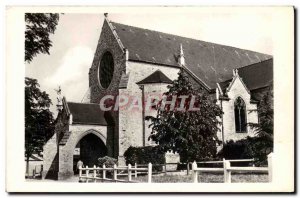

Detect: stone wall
[217,76,258,142]
[118,61,179,158]
[42,109,69,180]
[143,83,170,146]
[89,19,126,158]
[42,133,57,179]
[57,124,107,180]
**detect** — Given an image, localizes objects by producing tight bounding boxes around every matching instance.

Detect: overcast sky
[25,12,273,114]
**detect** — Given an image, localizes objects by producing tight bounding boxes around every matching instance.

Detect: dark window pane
[99,52,114,88]
[234,107,240,132]
[240,107,247,132]
[234,97,247,133]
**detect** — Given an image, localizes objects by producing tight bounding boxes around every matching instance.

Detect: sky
[25,11,273,114]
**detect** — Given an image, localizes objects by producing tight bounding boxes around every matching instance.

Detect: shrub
[97,156,117,177]
[98,156,117,168]
[124,146,165,171]
[218,136,273,166]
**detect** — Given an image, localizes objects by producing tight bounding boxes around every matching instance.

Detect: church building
[42,14,273,180]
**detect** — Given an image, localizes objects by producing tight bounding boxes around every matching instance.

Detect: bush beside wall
[98,156,117,168]
[124,146,165,169]
[218,136,273,166]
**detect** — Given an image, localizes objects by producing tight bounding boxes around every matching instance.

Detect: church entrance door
[73,133,107,173]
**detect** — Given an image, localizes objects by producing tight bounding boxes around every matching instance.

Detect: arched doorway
[73,133,107,173]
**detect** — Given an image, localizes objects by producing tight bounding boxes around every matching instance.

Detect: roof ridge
[111,21,272,57]
[238,57,273,70]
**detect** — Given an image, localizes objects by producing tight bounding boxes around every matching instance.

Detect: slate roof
[137,70,173,85]
[218,79,232,94]
[218,59,273,95]
[238,58,273,91]
[67,102,107,125]
[111,22,273,89]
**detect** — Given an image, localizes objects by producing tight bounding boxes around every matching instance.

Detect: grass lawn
[134,173,268,183]
[27,172,268,183]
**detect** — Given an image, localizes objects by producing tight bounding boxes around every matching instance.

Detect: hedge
[124,146,165,170]
[218,136,273,166]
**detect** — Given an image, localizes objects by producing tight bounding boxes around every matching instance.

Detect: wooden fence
[78,153,273,183]
[79,163,152,183]
[191,153,273,183]
[32,165,43,179]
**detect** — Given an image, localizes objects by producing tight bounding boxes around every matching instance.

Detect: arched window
[234,97,247,133]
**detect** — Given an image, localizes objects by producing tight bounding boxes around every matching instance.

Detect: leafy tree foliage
[25,13,60,63]
[146,69,222,162]
[249,90,273,141]
[25,77,54,174]
[249,89,274,160]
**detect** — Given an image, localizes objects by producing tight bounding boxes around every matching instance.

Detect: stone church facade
[42,14,273,180]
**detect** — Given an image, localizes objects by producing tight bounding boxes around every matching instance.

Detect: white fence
[78,153,273,183]
[192,153,273,183]
[32,165,43,178]
[79,163,152,183]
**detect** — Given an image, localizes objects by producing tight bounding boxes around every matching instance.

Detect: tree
[146,69,222,162]
[25,77,54,175]
[25,13,60,63]
[249,89,274,159]
[250,90,273,140]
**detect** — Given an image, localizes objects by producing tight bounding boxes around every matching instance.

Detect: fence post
[93,165,97,183]
[192,161,198,183]
[86,165,89,183]
[148,163,152,183]
[223,159,231,183]
[164,162,167,175]
[128,164,132,182]
[113,164,117,181]
[103,164,106,179]
[187,162,190,175]
[79,165,82,182]
[134,163,137,178]
[33,169,35,179]
[268,152,273,182]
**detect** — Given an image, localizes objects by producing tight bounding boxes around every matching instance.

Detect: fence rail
[191,152,273,183]
[79,163,152,183]
[78,153,273,183]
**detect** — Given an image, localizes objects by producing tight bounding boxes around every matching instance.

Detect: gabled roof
[137,70,173,85]
[111,21,272,89]
[218,59,273,95]
[218,79,232,94]
[67,102,107,125]
[238,58,273,91]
